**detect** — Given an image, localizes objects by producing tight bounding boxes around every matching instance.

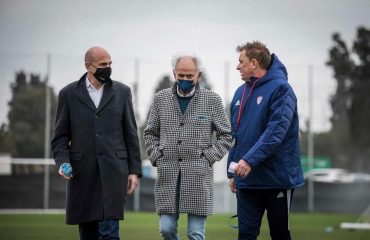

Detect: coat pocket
[70,152,83,162]
[191,118,210,127]
[190,118,212,145]
[116,150,128,159]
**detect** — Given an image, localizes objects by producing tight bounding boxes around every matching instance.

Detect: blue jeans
[159,213,207,240]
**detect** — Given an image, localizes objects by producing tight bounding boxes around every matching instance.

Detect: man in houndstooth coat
[144,54,233,240]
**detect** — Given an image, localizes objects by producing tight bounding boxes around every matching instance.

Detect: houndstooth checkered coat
[144,83,233,216]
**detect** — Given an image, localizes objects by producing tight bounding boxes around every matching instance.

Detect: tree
[154,75,173,93]
[199,71,212,90]
[0,123,10,153]
[349,27,370,150]
[326,26,370,171]
[7,71,57,159]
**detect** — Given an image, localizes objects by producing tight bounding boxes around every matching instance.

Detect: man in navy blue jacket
[228,41,304,240]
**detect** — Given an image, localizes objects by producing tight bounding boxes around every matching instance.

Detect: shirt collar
[86,75,104,90]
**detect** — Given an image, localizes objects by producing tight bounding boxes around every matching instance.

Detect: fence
[0,155,238,213]
[2,155,370,215]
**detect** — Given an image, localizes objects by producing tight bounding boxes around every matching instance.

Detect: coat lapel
[74,74,96,112]
[96,83,115,113]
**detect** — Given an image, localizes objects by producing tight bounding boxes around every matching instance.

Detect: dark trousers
[237,188,294,240]
[79,219,120,240]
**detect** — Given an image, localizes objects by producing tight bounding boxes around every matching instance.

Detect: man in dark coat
[51,46,142,240]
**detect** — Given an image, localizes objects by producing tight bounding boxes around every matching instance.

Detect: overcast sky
[1,0,369,132]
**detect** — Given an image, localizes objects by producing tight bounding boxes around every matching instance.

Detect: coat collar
[74,73,115,113]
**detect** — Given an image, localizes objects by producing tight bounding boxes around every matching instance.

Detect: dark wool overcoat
[51,73,142,224]
[144,84,233,216]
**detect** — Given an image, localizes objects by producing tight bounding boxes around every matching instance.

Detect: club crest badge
[257,96,263,105]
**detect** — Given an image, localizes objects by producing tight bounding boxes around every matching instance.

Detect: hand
[234,159,251,178]
[229,178,237,193]
[58,163,73,180]
[127,174,139,195]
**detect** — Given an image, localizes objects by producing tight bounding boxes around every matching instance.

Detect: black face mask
[93,66,112,84]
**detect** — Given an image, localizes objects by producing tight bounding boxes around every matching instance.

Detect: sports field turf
[0,212,369,239]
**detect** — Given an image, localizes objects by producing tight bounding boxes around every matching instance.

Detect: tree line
[300,26,370,171]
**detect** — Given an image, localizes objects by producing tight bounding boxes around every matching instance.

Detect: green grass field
[0,212,369,240]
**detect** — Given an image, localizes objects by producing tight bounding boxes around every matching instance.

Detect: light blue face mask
[177,79,194,93]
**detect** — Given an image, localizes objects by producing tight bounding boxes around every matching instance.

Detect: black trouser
[78,219,120,240]
[237,188,294,240]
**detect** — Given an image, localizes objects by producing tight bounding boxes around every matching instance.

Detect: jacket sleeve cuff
[54,150,71,168]
[201,149,217,166]
[241,153,258,167]
[149,149,163,167]
[129,171,143,178]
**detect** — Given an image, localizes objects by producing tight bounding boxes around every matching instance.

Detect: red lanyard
[236,78,260,130]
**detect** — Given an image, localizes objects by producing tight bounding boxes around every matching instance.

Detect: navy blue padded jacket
[228,54,304,189]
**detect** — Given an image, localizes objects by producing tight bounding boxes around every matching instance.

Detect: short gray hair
[171,53,202,71]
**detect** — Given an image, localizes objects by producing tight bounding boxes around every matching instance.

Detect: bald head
[85,46,111,63]
[172,54,202,83]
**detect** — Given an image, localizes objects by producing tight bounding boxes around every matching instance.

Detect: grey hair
[171,53,203,71]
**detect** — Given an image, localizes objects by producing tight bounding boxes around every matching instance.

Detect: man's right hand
[58,163,73,180]
[229,177,237,193]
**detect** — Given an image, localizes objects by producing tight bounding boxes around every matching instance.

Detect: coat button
[95,114,99,119]
[178,158,182,162]
[177,140,182,144]
[96,133,101,137]
[179,122,184,126]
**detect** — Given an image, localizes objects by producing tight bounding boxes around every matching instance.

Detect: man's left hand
[127,174,139,195]
[234,159,251,178]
